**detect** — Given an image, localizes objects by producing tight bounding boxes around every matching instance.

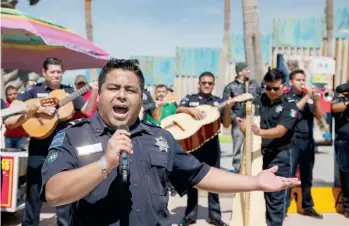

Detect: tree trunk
[85,0,97,81]
[326,0,334,58]
[217,0,231,93]
[242,0,263,84]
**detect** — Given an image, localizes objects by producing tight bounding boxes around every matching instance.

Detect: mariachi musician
[4,57,98,226]
[176,71,234,226]
[285,69,324,218]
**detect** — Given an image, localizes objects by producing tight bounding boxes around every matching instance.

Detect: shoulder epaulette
[67,118,90,128]
[142,120,161,128]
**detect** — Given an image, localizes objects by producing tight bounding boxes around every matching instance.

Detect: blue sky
[16,0,349,84]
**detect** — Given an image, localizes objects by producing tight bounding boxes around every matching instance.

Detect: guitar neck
[59,85,90,107]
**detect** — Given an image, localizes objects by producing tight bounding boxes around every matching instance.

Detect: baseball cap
[74,75,88,84]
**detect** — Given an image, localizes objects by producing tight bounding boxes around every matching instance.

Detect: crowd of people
[0,57,348,226]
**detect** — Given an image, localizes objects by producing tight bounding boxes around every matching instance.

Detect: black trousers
[263,148,293,226]
[335,139,349,212]
[286,138,315,210]
[184,137,221,221]
[21,156,71,226]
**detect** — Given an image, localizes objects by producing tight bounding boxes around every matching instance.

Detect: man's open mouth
[113,105,128,115]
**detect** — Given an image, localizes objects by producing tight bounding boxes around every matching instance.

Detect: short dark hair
[289,69,305,80]
[43,57,63,71]
[155,84,167,90]
[5,85,16,94]
[167,88,174,92]
[263,68,285,83]
[98,58,145,93]
[199,71,215,81]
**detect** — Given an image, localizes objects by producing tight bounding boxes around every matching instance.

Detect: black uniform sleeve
[17,87,35,101]
[143,90,156,115]
[40,131,79,202]
[1,99,6,109]
[278,101,298,129]
[332,93,342,104]
[169,141,211,196]
[222,84,231,101]
[179,95,191,107]
[65,87,86,111]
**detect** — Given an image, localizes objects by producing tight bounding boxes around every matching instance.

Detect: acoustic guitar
[160,93,253,152]
[229,101,266,226]
[0,98,58,125]
[22,85,90,139]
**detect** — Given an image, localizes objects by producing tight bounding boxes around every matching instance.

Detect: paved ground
[2,142,348,225]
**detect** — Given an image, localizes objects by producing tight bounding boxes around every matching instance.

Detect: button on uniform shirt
[254,94,298,150]
[40,113,211,226]
[17,82,86,157]
[332,93,349,138]
[286,90,315,135]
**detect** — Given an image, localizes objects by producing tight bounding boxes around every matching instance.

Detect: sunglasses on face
[200,81,214,86]
[264,84,284,92]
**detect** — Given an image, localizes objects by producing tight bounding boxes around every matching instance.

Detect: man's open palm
[257,166,300,192]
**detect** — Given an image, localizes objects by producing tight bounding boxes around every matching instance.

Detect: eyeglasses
[200,81,214,86]
[264,84,284,92]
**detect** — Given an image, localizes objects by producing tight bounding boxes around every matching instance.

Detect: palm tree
[85,0,97,81]
[217,0,231,93]
[242,0,263,83]
[325,0,334,58]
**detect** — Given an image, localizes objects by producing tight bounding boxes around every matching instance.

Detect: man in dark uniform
[285,69,324,218]
[4,57,98,226]
[239,68,299,226]
[39,59,299,226]
[176,71,235,226]
[223,62,261,172]
[332,89,349,218]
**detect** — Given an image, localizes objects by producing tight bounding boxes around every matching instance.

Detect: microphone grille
[118,124,130,132]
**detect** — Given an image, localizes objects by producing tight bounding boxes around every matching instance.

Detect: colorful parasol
[1,7,111,72]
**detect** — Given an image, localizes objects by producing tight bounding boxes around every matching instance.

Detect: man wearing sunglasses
[285,69,324,218]
[223,62,261,173]
[238,68,299,226]
[176,71,234,226]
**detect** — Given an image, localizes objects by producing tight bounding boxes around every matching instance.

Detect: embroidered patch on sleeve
[49,132,66,150]
[289,109,297,118]
[47,151,58,164]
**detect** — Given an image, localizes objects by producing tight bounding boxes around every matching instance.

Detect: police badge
[155,136,169,152]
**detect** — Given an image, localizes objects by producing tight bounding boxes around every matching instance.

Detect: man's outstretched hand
[256,166,300,192]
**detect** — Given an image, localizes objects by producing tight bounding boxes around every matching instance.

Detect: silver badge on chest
[155,136,169,152]
[275,105,283,113]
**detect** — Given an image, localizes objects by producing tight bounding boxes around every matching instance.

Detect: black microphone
[336,82,349,94]
[118,124,130,183]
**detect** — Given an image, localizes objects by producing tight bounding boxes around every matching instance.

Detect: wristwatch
[100,156,108,179]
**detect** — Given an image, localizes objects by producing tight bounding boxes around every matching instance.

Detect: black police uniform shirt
[332,93,349,138]
[286,90,315,135]
[17,82,86,157]
[40,113,211,226]
[254,94,298,150]
[179,93,224,155]
[142,89,155,115]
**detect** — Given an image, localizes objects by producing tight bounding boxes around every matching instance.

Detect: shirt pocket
[148,152,171,196]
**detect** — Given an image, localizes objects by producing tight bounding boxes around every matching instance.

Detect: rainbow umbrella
[1,8,111,72]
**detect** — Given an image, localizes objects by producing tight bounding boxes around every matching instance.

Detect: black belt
[295,133,311,139]
[262,143,294,154]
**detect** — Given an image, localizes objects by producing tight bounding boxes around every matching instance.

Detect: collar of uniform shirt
[262,93,285,105]
[289,88,304,97]
[44,82,64,91]
[198,92,213,100]
[91,111,153,136]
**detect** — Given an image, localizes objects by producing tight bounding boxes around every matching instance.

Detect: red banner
[1,156,14,208]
